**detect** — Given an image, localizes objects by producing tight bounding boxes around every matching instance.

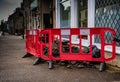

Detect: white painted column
[71,0,78,28]
[88,0,95,27]
[56,0,60,28]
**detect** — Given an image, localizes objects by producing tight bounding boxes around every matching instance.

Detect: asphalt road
[0,34,120,82]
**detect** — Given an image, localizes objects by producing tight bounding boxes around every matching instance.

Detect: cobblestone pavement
[0,34,120,82]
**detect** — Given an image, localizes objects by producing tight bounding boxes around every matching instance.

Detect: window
[95,0,120,46]
[77,0,88,28]
[60,0,71,28]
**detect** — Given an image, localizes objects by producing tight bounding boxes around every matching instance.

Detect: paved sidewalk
[0,34,120,82]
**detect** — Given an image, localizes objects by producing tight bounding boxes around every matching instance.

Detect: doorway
[42,0,53,29]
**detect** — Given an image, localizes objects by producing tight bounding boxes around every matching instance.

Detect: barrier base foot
[48,61,53,69]
[22,53,33,58]
[33,58,44,65]
[99,62,106,72]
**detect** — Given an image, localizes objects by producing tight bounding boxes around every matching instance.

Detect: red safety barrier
[26,29,41,57]
[39,28,116,62]
[25,27,116,71]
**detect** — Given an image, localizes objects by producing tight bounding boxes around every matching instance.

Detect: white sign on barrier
[29,30,33,35]
[80,29,90,35]
[61,30,70,35]
[33,30,36,35]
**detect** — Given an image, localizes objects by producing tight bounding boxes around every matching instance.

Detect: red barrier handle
[104,28,116,62]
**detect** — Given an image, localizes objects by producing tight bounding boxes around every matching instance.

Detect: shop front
[56,0,120,53]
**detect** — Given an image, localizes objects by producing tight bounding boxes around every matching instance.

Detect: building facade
[57,0,120,54]
[26,0,120,54]
[28,0,56,29]
[8,7,24,35]
[20,0,120,66]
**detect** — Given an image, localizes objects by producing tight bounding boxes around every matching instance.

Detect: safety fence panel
[39,28,116,62]
[26,29,40,57]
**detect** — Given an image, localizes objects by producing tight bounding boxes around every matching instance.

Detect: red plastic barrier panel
[39,28,116,62]
[26,29,40,57]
